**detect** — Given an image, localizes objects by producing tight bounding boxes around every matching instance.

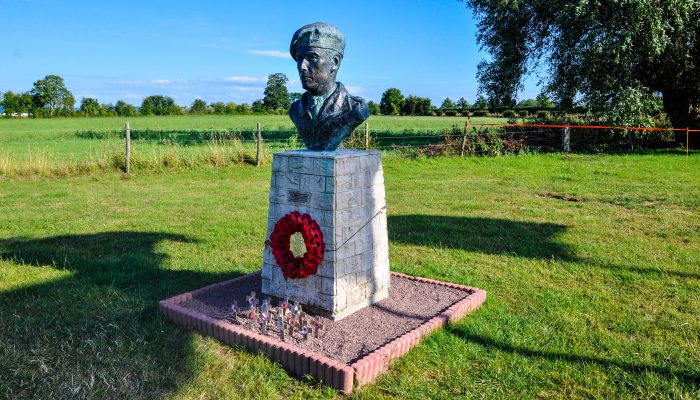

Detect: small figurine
[292,301,302,317]
[276,314,286,340]
[312,316,324,339]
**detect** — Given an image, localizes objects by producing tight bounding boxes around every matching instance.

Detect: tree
[190,99,208,114]
[115,100,137,116]
[225,102,238,115]
[440,98,456,110]
[517,98,539,108]
[251,100,266,113]
[140,95,177,116]
[380,88,404,115]
[210,102,226,115]
[80,97,101,116]
[367,100,380,115]
[456,97,470,110]
[473,95,488,109]
[237,103,251,114]
[99,103,116,117]
[465,0,700,139]
[401,96,432,116]
[30,75,73,116]
[536,94,554,109]
[1,91,32,115]
[263,73,291,111]
[289,92,303,104]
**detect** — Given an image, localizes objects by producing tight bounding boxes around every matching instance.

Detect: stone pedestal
[261,150,390,320]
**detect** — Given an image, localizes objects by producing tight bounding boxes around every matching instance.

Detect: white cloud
[249,49,289,58]
[151,79,182,85]
[224,85,264,92]
[223,76,264,83]
[345,85,364,95]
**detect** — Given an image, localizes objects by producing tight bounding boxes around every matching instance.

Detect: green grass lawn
[1,152,698,399]
[0,115,506,177]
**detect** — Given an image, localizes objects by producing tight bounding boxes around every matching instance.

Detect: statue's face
[295,47,339,95]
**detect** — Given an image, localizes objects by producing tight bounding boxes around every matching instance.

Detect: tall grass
[0,137,270,178]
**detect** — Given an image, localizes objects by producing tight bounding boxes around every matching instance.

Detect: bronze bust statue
[289,22,369,151]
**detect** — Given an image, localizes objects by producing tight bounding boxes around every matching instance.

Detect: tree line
[2,73,555,119]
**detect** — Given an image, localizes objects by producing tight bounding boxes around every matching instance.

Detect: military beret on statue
[289,22,346,60]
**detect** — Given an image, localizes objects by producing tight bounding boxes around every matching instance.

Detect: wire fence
[1,119,696,177]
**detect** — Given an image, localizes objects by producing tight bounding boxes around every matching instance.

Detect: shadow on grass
[388,215,700,280]
[446,325,700,385]
[388,215,574,261]
[0,231,243,399]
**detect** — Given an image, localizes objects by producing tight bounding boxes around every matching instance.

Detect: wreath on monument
[269,211,325,279]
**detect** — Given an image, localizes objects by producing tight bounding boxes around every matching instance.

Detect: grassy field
[1,152,698,399]
[0,115,507,177]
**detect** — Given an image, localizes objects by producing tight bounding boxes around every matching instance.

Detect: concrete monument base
[261,150,389,320]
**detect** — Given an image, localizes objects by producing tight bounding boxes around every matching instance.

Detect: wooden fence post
[364,122,369,150]
[256,122,262,167]
[460,119,469,157]
[561,117,571,152]
[125,121,131,174]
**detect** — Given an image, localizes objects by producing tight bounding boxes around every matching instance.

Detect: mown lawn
[0,152,698,399]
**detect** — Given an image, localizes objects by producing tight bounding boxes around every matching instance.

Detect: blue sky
[1,0,540,106]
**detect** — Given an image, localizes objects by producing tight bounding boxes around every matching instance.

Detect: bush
[519,109,529,118]
[502,109,517,118]
[536,111,550,119]
[472,109,489,117]
[444,110,458,117]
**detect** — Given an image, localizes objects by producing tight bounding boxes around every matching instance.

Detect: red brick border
[159,271,486,394]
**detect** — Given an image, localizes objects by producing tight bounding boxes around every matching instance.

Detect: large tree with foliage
[115,100,137,116]
[30,75,74,116]
[1,91,34,115]
[464,0,700,138]
[263,73,291,111]
[379,88,404,115]
[190,99,208,114]
[140,95,177,116]
[80,97,100,116]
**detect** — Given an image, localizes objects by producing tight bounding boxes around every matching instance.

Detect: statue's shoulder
[289,98,304,125]
[337,83,369,120]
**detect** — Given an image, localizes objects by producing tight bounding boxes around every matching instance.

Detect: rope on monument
[333,205,387,252]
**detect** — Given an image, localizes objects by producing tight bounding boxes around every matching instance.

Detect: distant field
[0,115,504,137]
[0,115,506,177]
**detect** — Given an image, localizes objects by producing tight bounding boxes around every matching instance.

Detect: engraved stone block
[261,150,390,320]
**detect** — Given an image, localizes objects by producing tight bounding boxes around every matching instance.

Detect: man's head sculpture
[288,22,369,151]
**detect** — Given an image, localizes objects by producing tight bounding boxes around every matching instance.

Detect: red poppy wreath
[269,211,325,279]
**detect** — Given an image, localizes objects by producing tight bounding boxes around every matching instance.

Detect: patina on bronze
[289,22,369,151]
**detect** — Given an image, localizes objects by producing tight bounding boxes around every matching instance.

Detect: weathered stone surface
[262,150,389,320]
